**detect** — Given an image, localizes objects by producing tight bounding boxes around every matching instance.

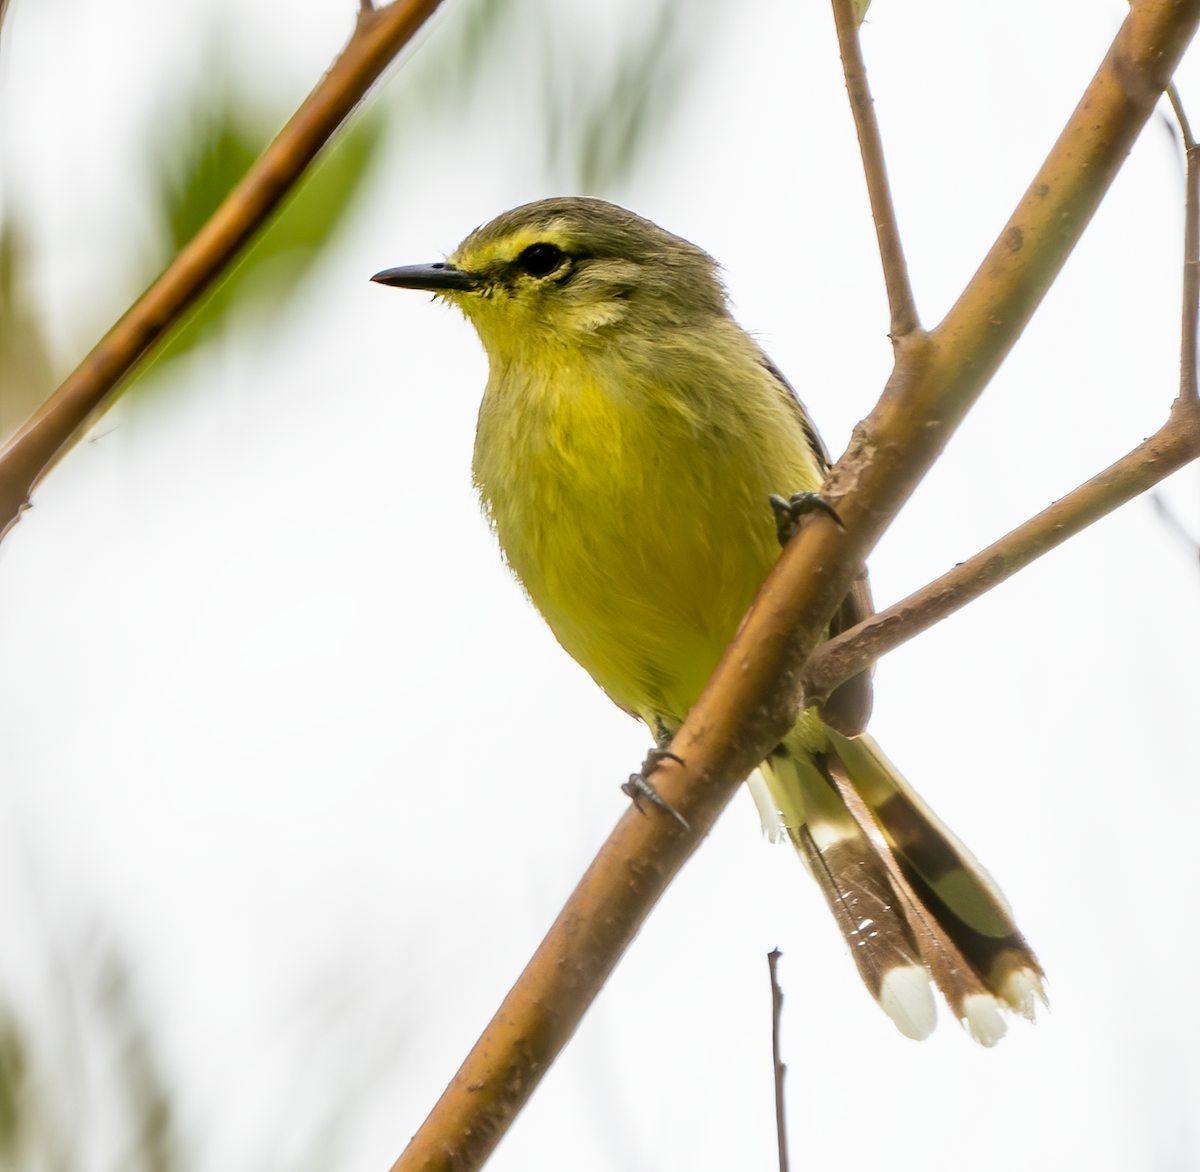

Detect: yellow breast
[471,326,824,726]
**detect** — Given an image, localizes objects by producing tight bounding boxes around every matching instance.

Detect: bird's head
[372,197,728,363]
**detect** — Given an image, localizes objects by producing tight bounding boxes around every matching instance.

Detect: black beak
[370,262,482,292]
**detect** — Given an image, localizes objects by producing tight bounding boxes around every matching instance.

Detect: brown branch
[0,0,446,542]
[1179,97,1200,402]
[830,0,920,338]
[801,396,1200,706]
[388,3,1200,1170]
[768,950,789,1172]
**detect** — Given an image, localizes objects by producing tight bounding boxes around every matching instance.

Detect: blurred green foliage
[0,216,56,445]
[136,0,709,385]
[0,943,183,1172]
[141,0,708,379]
[396,0,713,194]
[137,101,385,383]
[0,930,407,1172]
[542,2,693,194]
[0,1012,27,1169]
[399,0,520,117]
[97,956,181,1172]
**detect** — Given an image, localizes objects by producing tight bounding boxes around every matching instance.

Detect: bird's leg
[768,492,846,547]
[622,729,690,830]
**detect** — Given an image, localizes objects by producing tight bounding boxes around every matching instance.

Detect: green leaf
[138,96,385,382]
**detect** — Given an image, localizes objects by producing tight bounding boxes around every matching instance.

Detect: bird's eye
[516,243,566,277]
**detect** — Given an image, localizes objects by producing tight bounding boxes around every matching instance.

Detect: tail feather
[762,749,937,1041]
[758,727,1044,1044]
[829,731,1046,1021]
[790,823,937,1041]
[825,753,1012,1046]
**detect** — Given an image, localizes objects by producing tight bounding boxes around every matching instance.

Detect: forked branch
[0,0,447,542]
[802,76,1200,702]
[800,396,1200,707]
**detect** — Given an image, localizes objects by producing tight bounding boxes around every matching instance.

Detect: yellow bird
[373,196,1043,1044]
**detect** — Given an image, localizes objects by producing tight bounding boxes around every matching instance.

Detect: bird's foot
[622,748,690,831]
[769,491,845,547]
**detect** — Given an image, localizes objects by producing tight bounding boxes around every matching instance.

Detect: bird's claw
[769,491,846,546]
[622,748,690,830]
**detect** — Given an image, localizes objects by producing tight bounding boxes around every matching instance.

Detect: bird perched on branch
[372,196,1043,1045]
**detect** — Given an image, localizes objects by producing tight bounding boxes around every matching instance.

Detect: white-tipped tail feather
[964,995,1007,1048]
[746,768,786,844]
[879,967,938,1041]
[1001,967,1047,1020]
[759,728,1044,1045]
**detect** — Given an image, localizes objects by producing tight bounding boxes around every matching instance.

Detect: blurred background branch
[1152,489,1200,568]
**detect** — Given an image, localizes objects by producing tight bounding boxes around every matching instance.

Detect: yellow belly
[472,349,824,726]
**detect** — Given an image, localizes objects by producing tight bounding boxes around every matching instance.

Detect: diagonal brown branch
[800,396,1200,707]
[0,0,446,542]
[830,0,919,337]
[388,3,1200,1170]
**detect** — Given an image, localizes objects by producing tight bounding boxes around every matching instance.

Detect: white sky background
[0,0,1198,1169]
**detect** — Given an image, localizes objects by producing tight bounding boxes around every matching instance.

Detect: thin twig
[768,950,789,1172]
[0,0,446,542]
[829,0,920,338]
[1168,81,1196,148]
[1171,79,1200,403]
[1178,98,1200,403]
[388,5,1200,1170]
[800,399,1200,706]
